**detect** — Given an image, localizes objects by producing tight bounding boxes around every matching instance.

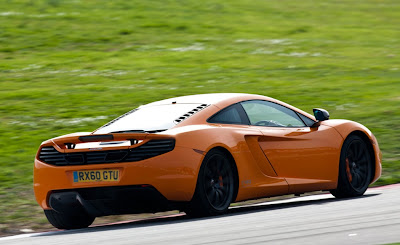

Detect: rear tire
[185,149,235,217]
[44,209,95,229]
[330,135,373,198]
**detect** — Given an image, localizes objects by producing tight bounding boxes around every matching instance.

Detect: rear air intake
[39,146,68,165]
[124,139,175,162]
[38,139,175,166]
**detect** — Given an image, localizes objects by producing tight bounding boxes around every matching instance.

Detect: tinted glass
[241,100,305,127]
[208,105,243,124]
[94,103,202,134]
[298,113,316,127]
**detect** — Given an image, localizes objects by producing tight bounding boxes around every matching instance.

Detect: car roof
[144,93,262,107]
[142,93,315,120]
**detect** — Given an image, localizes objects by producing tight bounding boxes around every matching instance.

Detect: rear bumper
[34,145,204,209]
[49,185,175,217]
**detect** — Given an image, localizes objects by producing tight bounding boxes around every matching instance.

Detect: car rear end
[34,132,202,217]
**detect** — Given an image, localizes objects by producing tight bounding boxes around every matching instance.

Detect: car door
[240,100,343,193]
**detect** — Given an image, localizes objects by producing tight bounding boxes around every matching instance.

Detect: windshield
[94,103,202,134]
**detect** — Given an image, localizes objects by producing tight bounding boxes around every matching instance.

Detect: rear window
[94,104,203,134]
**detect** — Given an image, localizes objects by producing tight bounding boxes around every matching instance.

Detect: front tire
[44,209,95,230]
[330,135,373,198]
[185,149,235,217]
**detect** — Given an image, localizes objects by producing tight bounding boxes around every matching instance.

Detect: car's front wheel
[44,209,95,229]
[330,134,373,198]
[185,149,235,217]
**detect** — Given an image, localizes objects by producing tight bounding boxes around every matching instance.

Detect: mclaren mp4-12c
[34,93,381,229]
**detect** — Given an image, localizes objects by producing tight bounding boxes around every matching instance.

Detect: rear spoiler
[48,133,174,152]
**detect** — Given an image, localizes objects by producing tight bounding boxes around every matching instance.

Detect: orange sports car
[34,93,381,229]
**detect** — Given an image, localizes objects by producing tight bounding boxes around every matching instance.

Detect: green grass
[0,0,399,233]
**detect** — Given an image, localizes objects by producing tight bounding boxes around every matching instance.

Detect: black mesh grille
[38,139,175,166]
[124,139,175,162]
[39,146,68,165]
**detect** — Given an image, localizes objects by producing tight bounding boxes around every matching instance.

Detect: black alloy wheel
[185,149,235,217]
[203,153,234,210]
[331,135,373,198]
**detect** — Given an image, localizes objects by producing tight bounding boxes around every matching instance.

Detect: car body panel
[320,119,382,183]
[171,125,289,201]
[254,124,343,193]
[34,144,202,209]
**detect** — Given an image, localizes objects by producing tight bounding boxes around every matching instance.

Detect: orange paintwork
[34,93,382,210]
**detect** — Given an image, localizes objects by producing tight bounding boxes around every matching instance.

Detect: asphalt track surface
[2,184,400,245]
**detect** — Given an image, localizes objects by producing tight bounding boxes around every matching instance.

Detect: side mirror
[313,108,330,121]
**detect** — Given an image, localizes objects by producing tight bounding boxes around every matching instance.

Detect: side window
[241,100,306,127]
[208,104,246,125]
[298,113,316,127]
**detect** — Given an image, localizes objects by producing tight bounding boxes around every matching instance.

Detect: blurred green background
[0,0,399,234]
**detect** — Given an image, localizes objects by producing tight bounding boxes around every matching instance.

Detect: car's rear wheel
[330,134,373,198]
[185,149,235,217]
[44,209,95,229]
